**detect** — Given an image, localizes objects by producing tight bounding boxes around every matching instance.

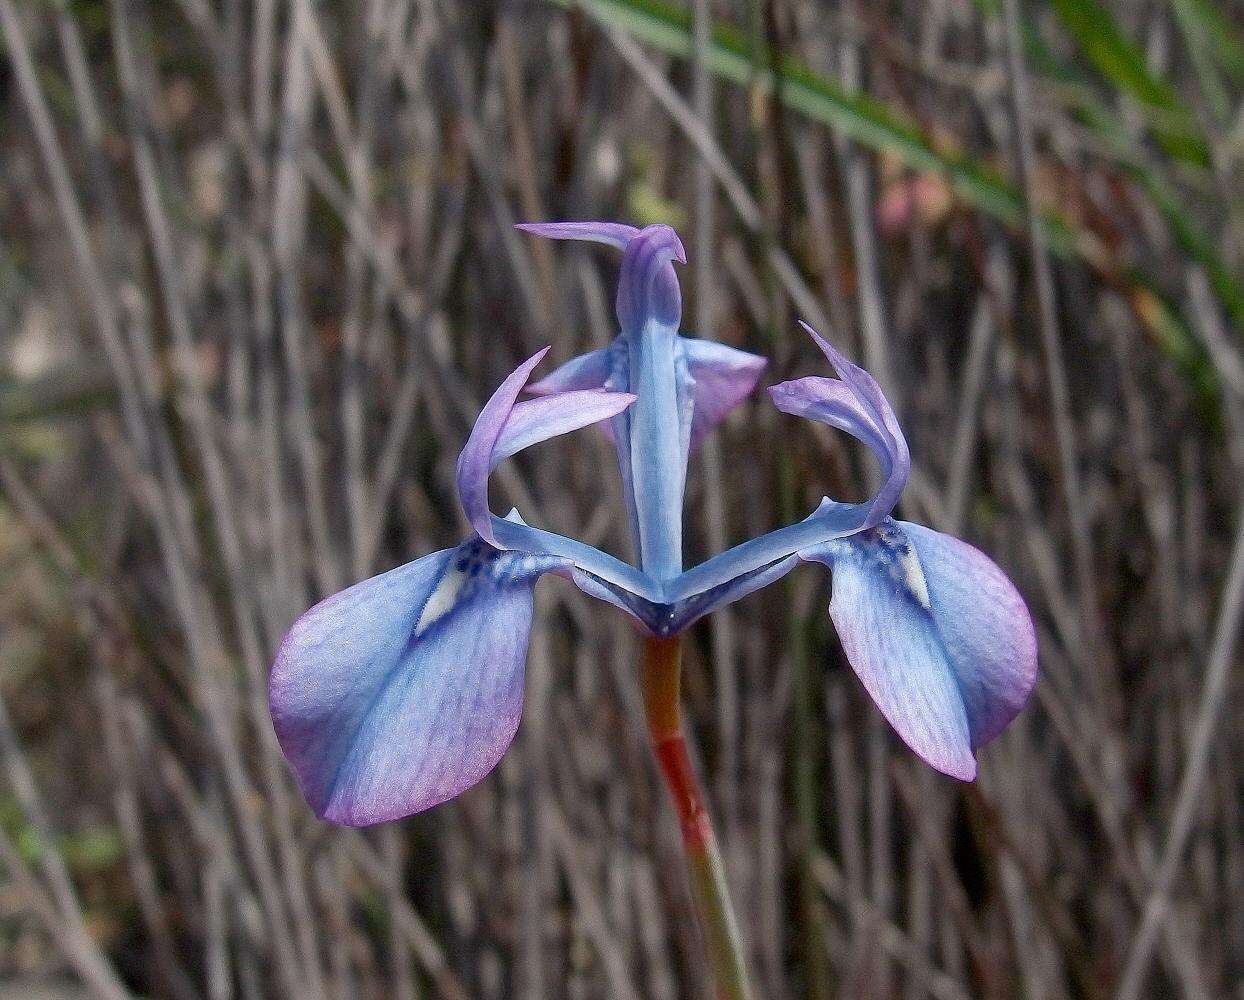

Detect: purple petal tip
[797,320,847,371]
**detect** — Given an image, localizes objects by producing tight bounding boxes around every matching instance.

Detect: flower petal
[456,362,659,610]
[526,347,615,395]
[527,346,623,445]
[455,348,634,544]
[769,323,909,527]
[517,222,691,580]
[667,497,869,603]
[898,521,1038,747]
[617,224,685,332]
[491,390,636,468]
[662,554,801,635]
[515,221,640,250]
[456,348,550,545]
[269,539,566,826]
[680,337,768,451]
[517,220,685,334]
[800,519,1037,780]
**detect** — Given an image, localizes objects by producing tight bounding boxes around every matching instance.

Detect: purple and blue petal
[800,519,1037,780]
[490,389,637,467]
[455,351,663,613]
[768,322,909,528]
[454,345,634,559]
[680,338,768,451]
[456,347,553,546]
[269,539,566,826]
[514,221,640,250]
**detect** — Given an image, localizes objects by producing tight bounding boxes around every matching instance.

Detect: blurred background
[2,0,1243,997]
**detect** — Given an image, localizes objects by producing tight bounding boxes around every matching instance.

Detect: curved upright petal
[456,348,551,545]
[269,539,566,826]
[455,348,634,545]
[801,519,1037,780]
[455,352,660,610]
[768,322,909,527]
[616,224,685,332]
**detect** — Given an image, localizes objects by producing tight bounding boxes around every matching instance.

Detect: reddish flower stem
[641,636,754,1000]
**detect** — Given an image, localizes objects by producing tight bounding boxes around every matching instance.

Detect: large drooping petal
[898,522,1038,747]
[800,519,1037,780]
[768,322,909,528]
[269,538,566,826]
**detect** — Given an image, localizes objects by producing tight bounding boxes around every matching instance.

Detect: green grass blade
[559,0,1229,408]
[1050,0,1210,167]
[1170,0,1244,83]
[558,0,1080,255]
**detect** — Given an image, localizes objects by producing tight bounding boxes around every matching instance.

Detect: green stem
[641,636,754,1000]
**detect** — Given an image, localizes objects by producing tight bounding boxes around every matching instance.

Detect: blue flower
[269,222,1037,826]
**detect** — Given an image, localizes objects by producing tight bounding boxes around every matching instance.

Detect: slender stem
[641,636,754,1000]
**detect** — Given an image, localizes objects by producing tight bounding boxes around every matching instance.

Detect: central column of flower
[614,226,689,583]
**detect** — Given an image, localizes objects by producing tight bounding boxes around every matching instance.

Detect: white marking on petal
[415,563,470,637]
[896,543,932,612]
[844,520,933,613]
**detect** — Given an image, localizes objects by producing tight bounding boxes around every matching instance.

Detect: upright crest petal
[617,224,685,332]
[768,322,909,527]
[516,221,685,334]
[456,348,635,544]
[269,539,566,826]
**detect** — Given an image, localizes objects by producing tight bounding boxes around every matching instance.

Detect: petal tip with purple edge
[515,221,640,250]
[667,229,687,264]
